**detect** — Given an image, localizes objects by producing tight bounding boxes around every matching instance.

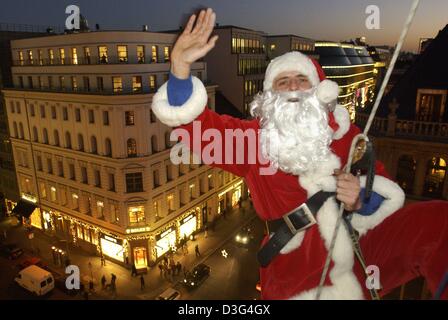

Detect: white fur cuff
[350,175,405,236]
[332,105,351,140]
[151,76,208,127]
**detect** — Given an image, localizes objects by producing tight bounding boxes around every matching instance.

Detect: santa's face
[272,71,313,92]
[250,72,333,176]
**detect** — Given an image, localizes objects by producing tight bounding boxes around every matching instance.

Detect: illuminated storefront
[133,247,148,268]
[154,227,176,258]
[42,211,53,230]
[232,182,242,207]
[29,208,42,229]
[100,234,124,262]
[179,213,197,239]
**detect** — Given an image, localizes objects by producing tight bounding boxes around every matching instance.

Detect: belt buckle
[283,203,317,235]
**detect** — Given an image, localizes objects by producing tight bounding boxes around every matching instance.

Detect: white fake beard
[250,89,334,176]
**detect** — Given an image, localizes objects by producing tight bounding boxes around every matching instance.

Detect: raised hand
[171,8,219,79]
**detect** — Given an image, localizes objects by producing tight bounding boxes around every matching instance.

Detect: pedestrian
[176,261,182,275]
[204,224,208,238]
[195,244,200,257]
[183,265,188,278]
[100,254,106,266]
[131,264,137,277]
[158,263,163,277]
[101,275,106,290]
[163,256,168,266]
[140,275,145,290]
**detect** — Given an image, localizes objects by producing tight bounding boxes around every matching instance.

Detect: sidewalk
[0,199,257,300]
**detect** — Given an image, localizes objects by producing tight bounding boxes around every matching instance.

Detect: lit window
[151,45,158,63]
[72,48,78,64]
[98,46,108,63]
[149,75,156,91]
[84,47,91,64]
[132,76,142,93]
[137,45,145,63]
[117,45,128,63]
[125,111,135,126]
[38,49,43,65]
[71,76,78,91]
[128,206,145,224]
[270,44,276,51]
[59,48,65,65]
[112,77,122,93]
[27,50,34,65]
[18,51,24,65]
[48,49,54,65]
[127,138,137,157]
[97,201,104,218]
[167,193,174,211]
[164,46,170,62]
[50,186,57,202]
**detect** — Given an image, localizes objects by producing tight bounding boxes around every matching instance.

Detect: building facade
[4,30,244,269]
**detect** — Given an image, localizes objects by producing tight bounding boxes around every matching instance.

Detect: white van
[15,265,54,296]
[156,287,181,300]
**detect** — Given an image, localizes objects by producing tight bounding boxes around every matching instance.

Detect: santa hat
[263,51,339,106]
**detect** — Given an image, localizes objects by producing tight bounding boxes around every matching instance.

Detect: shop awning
[12,200,37,218]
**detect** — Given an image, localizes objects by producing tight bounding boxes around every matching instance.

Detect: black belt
[257,191,335,268]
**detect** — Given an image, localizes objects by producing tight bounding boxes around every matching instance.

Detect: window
[97,77,104,91]
[112,77,122,93]
[43,128,49,144]
[125,111,135,125]
[98,46,108,63]
[75,108,81,122]
[12,122,18,137]
[117,45,128,63]
[18,51,24,65]
[151,135,158,153]
[59,76,65,90]
[50,186,57,202]
[27,50,34,65]
[88,110,95,124]
[40,182,47,199]
[84,47,91,64]
[90,136,97,154]
[53,130,60,146]
[94,170,101,187]
[47,158,53,174]
[164,46,170,62]
[48,49,54,65]
[167,193,174,211]
[59,48,65,65]
[108,173,115,191]
[72,48,78,64]
[28,76,33,89]
[105,138,112,156]
[51,106,56,119]
[208,173,213,189]
[166,164,172,181]
[103,111,109,126]
[126,173,143,193]
[40,105,46,118]
[110,203,119,223]
[65,132,72,149]
[97,201,104,218]
[132,76,142,93]
[81,167,88,184]
[37,76,43,89]
[18,76,24,88]
[83,76,90,91]
[163,73,169,82]
[63,107,68,120]
[128,206,145,224]
[71,76,78,91]
[153,170,160,188]
[29,104,35,117]
[58,160,64,177]
[19,123,24,139]
[137,45,145,63]
[72,193,79,209]
[69,164,76,180]
[151,45,158,62]
[149,75,157,91]
[189,183,195,199]
[48,76,53,89]
[36,155,43,171]
[32,127,38,142]
[10,101,14,113]
[197,71,202,81]
[416,90,446,122]
[424,157,446,197]
[127,138,137,157]
[78,134,84,151]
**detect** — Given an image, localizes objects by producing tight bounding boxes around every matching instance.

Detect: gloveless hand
[171,8,219,79]
[334,169,362,212]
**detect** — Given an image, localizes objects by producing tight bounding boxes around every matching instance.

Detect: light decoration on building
[21,193,37,203]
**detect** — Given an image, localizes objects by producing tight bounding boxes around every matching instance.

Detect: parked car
[0,243,24,260]
[183,263,211,289]
[15,265,54,296]
[157,287,181,300]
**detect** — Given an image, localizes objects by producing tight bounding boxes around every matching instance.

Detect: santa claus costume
[152,51,448,300]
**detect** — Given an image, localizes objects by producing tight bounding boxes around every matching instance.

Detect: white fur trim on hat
[332,105,351,140]
[316,79,339,105]
[263,52,320,91]
[151,76,207,127]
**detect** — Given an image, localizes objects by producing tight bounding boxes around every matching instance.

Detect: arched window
[43,128,49,144]
[32,126,38,142]
[13,122,18,138]
[91,136,98,154]
[151,135,158,154]
[54,130,60,146]
[105,138,112,157]
[65,132,72,149]
[424,157,446,198]
[78,133,84,151]
[396,155,416,193]
[127,138,137,157]
[19,123,24,139]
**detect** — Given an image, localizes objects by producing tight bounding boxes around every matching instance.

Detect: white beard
[250,89,334,176]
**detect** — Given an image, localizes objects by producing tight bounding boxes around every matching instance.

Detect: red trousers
[356,200,448,299]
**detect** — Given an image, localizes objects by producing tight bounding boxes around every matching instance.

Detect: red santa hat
[263,51,339,105]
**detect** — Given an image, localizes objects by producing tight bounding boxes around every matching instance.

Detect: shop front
[154,227,177,259]
[100,234,125,263]
[179,213,197,240]
[232,183,242,207]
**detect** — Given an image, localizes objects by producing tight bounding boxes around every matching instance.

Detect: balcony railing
[13,56,172,67]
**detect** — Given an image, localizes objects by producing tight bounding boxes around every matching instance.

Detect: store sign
[101,234,122,245]
[181,214,195,224]
[126,226,150,234]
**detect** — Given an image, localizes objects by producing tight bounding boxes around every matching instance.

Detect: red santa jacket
[152,76,405,299]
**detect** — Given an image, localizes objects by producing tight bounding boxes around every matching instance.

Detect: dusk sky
[0,0,447,52]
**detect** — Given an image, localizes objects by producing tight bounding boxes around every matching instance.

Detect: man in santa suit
[152,8,448,299]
